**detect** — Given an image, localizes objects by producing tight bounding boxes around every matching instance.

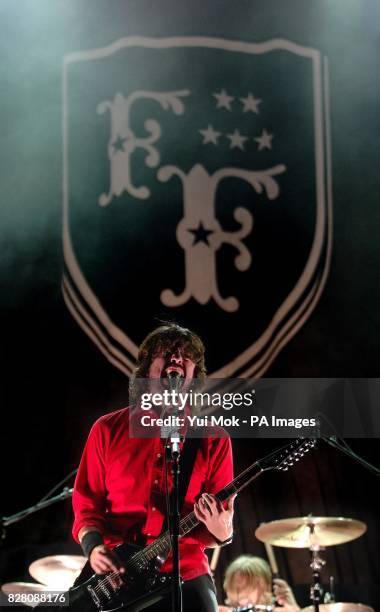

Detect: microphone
[163,372,184,454]
[167,371,184,393]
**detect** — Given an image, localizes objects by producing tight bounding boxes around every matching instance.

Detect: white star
[240,93,262,113]
[199,124,221,145]
[254,129,274,150]
[213,89,234,111]
[227,129,248,150]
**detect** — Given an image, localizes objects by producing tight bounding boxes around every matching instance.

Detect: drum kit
[254,515,372,612]
[219,515,372,612]
[1,555,86,608]
[226,607,372,612]
[0,517,374,611]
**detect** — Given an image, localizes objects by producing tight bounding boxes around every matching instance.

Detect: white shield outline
[62,36,333,378]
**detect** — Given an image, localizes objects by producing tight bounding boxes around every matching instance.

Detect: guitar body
[38,439,314,612]
[39,543,174,612]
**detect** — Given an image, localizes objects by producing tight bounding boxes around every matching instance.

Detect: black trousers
[146,574,219,612]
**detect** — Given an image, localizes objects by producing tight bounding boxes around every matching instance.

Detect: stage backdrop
[0,0,379,606]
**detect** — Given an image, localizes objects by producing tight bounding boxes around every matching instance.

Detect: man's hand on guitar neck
[194,493,236,545]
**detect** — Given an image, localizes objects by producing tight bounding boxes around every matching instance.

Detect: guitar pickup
[87,581,113,608]
[87,584,102,609]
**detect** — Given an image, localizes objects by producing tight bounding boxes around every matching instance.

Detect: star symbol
[199,124,221,145]
[226,129,248,150]
[254,129,274,151]
[112,135,127,153]
[189,222,214,246]
[213,89,234,111]
[240,93,262,114]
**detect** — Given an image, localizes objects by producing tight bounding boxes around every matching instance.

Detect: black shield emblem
[62,37,332,376]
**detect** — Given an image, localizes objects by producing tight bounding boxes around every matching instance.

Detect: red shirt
[72,407,233,581]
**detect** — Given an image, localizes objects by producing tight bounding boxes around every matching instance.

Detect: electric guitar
[62,438,316,612]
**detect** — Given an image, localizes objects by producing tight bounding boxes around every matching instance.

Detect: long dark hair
[129,323,206,401]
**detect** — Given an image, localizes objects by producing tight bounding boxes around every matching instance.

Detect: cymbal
[29,555,86,589]
[255,517,366,548]
[1,582,54,608]
[302,605,373,612]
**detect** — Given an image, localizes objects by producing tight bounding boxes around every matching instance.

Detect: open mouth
[163,365,184,378]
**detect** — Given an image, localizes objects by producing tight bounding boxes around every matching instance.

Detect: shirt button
[152,507,156,512]
[154,479,159,484]
[157,453,161,458]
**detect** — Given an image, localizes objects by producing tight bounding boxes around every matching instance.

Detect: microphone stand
[324,437,380,476]
[166,372,183,612]
[170,432,181,612]
[1,487,73,541]
[1,468,77,541]
[314,436,379,608]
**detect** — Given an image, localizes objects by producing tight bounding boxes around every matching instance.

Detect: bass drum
[218,606,274,612]
[302,605,374,612]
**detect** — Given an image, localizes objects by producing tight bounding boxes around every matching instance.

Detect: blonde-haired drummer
[219,555,300,611]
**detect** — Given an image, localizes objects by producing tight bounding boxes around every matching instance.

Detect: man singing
[72,323,234,612]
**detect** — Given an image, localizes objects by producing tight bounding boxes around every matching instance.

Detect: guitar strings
[92,441,312,598]
[92,487,238,595]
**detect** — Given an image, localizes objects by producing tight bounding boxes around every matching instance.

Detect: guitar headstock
[260,438,316,472]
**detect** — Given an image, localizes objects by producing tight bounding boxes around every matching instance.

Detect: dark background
[1,0,379,609]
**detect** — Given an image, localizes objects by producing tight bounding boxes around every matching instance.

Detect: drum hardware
[324,576,335,604]
[229,606,274,612]
[255,516,370,612]
[302,605,374,611]
[309,544,326,612]
[237,606,273,611]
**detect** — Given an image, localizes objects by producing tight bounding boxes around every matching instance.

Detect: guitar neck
[181,459,265,534]
[141,438,315,562]
[143,460,264,560]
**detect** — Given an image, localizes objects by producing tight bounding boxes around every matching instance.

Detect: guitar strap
[159,436,201,535]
